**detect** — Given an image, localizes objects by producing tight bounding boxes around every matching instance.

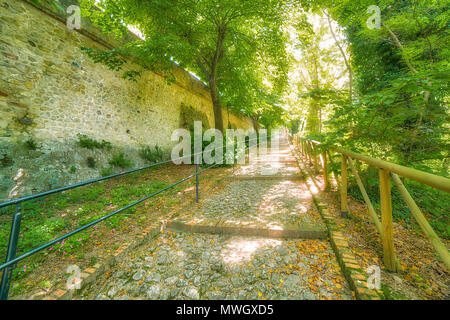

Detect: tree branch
[325,11,353,101]
[196,59,210,80]
[382,21,418,75]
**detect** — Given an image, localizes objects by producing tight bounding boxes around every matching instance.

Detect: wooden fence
[291,135,450,272]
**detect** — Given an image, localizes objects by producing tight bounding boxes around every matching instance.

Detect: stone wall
[0,0,253,201]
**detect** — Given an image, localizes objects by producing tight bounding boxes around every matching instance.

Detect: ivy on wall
[179,103,210,132]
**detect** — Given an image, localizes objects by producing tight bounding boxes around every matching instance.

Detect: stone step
[227,175,303,181]
[250,160,297,164]
[167,218,327,240]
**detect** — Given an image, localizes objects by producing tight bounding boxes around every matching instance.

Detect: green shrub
[101,166,114,177]
[76,134,112,150]
[109,153,133,168]
[24,138,38,150]
[139,145,164,163]
[70,165,77,173]
[0,154,13,167]
[187,130,253,168]
[87,157,96,168]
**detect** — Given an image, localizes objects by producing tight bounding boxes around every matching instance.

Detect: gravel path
[233,162,300,176]
[82,232,352,300]
[188,179,324,230]
[80,136,353,300]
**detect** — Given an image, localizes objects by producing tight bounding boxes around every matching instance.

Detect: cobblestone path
[81,135,353,300]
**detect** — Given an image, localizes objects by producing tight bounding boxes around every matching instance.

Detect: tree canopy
[80,0,292,132]
[284,0,449,175]
[77,0,448,174]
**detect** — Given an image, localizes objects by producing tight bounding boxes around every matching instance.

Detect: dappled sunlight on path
[79,134,353,300]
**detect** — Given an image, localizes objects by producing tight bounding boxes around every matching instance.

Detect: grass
[24,138,38,150]
[109,153,133,168]
[0,175,169,283]
[76,134,112,150]
[0,162,205,298]
[139,145,165,163]
[87,157,96,168]
[101,166,114,177]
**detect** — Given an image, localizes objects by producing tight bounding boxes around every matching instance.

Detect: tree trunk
[207,25,226,133]
[306,104,320,135]
[319,106,322,134]
[252,117,260,135]
[306,57,321,135]
[209,77,224,133]
[196,24,226,133]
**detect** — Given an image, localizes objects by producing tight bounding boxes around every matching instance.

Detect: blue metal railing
[0,137,261,299]
[0,155,218,299]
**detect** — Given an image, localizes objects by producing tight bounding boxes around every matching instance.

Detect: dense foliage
[79,0,293,132]
[39,0,447,232]
[302,0,449,174]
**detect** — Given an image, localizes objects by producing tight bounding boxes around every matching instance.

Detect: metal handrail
[0,136,263,299]
[0,159,174,209]
[0,135,263,209]
[0,163,204,299]
[0,171,198,273]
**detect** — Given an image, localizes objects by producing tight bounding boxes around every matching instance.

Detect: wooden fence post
[340,154,349,218]
[327,150,339,191]
[304,141,308,160]
[304,141,308,161]
[379,168,397,272]
[307,142,312,165]
[313,146,319,173]
[322,152,329,190]
[391,173,450,270]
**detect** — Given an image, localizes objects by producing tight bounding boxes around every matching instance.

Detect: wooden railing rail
[291,135,450,272]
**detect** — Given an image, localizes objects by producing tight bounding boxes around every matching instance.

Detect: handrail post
[313,146,319,174]
[327,150,339,190]
[307,142,312,166]
[304,141,308,160]
[379,169,397,272]
[0,204,22,300]
[322,151,329,190]
[195,163,199,203]
[340,155,349,218]
[304,141,308,161]
[232,156,235,174]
